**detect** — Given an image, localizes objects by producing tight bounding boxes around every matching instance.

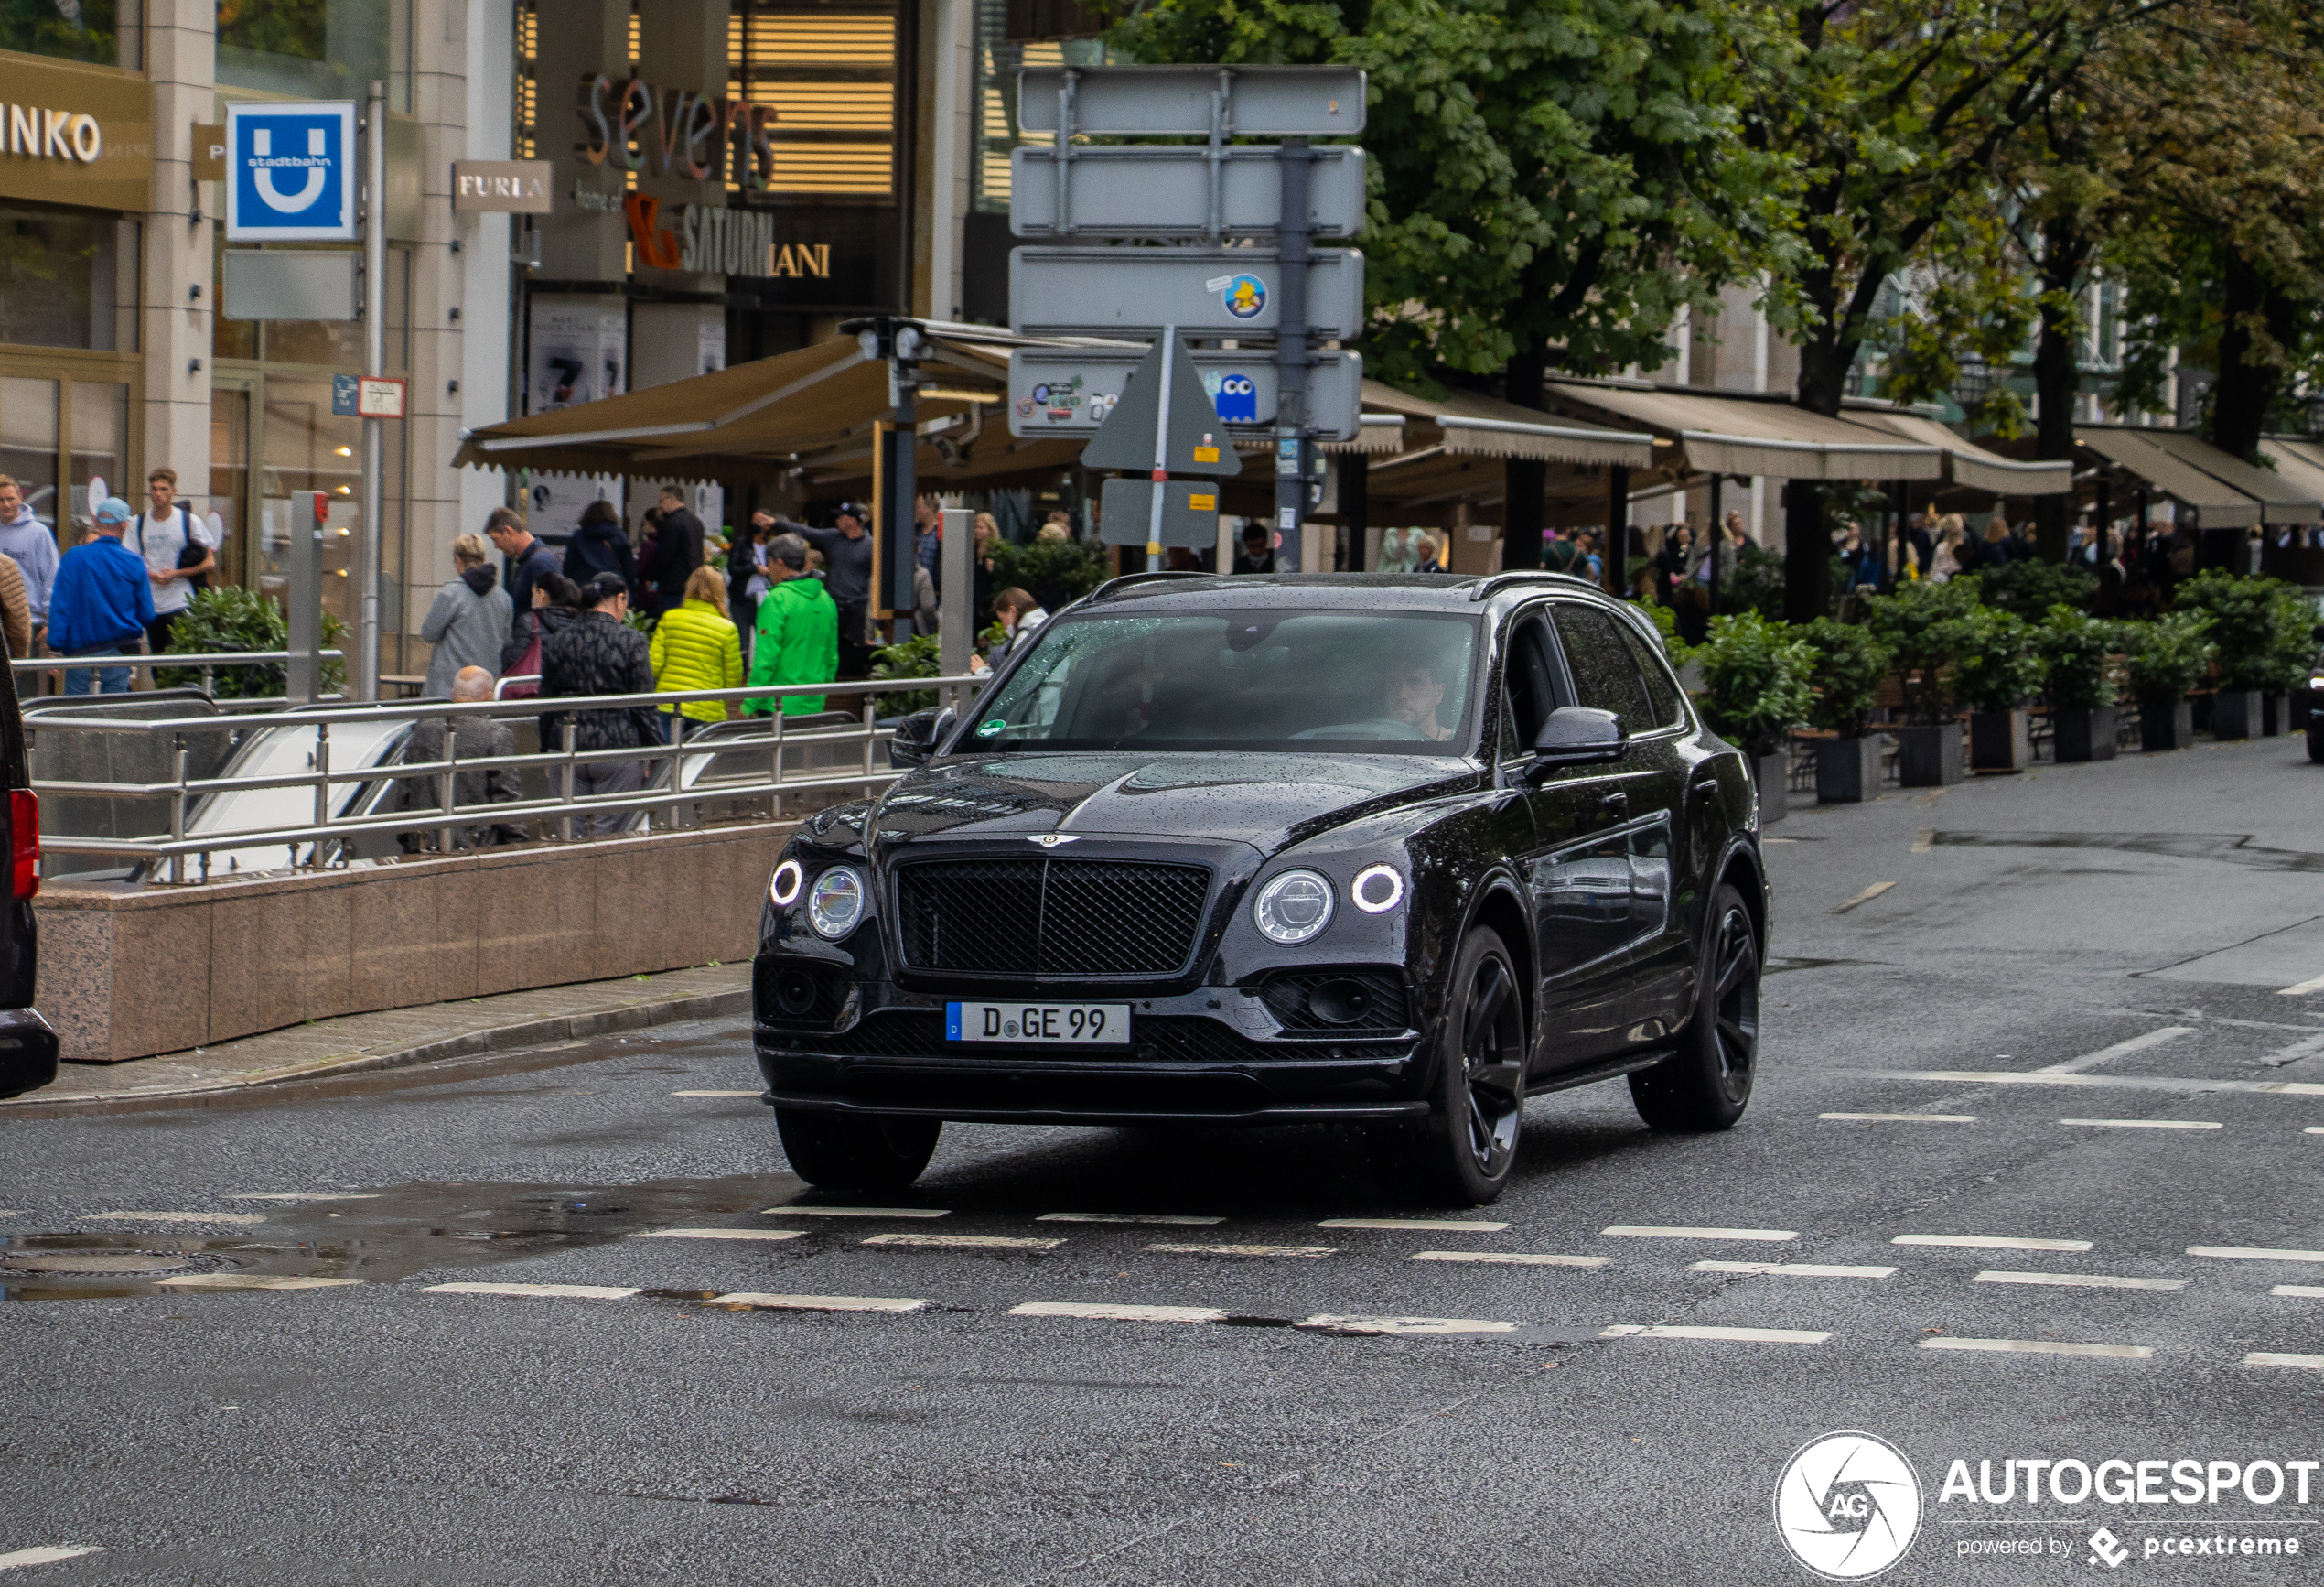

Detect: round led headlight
[768,858,804,908]
[1350,863,1404,914]
[807,866,866,939]
[1253,869,1335,945]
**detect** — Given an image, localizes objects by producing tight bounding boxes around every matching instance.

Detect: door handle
[1599,791,1629,816]
[1691,778,1721,797]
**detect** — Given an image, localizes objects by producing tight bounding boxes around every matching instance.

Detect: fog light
[1306,978,1372,1025]
[774,968,821,1018]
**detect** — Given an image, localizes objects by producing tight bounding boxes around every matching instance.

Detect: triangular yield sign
[1079,332,1243,477]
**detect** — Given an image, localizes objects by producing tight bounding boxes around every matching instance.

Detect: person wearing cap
[744,533,837,717]
[776,502,873,677]
[48,496,156,696]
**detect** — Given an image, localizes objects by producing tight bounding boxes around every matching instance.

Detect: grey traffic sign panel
[1078,335,1243,477]
[1011,248,1364,340]
[1011,146,1366,240]
[1017,66,1366,137]
[1099,476,1227,549]
[1011,347,1363,442]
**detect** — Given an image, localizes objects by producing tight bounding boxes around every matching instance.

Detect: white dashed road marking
[1299,1315,1519,1335]
[1692,1261,1897,1279]
[2037,1027,2197,1074]
[763,1206,948,1218]
[672,1090,759,1097]
[154,1275,361,1291]
[1894,1234,2094,1252]
[861,1234,1060,1251]
[2188,1246,2324,1264]
[1832,880,1897,914]
[423,1282,642,1300]
[1820,1113,1976,1123]
[631,1228,804,1242]
[0,1546,105,1571]
[1037,1213,1222,1225]
[1146,1244,1336,1258]
[2248,1352,2324,1369]
[709,1293,928,1313]
[1318,1218,1511,1232]
[1973,1270,2186,1291]
[1410,1251,1609,1268]
[2268,1286,2324,1299]
[1600,1324,1830,1344]
[2061,1117,2222,1130]
[2276,972,2324,998]
[2259,1033,2324,1067]
[1011,1301,1230,1324]
[1603,1225,1797,1242]
[1921,1337,2154,1359]
[1912,829,1934,853]
[88,1211,266,1226]
[228,1193,381,1203]
[1858,1069,2324,1096]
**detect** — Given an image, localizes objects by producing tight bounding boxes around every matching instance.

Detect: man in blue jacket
[48,496,155,695]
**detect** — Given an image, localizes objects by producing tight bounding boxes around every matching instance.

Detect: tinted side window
[1551,605,1654,730]
[1501,613,1560,749]
[1619,623,1687,729]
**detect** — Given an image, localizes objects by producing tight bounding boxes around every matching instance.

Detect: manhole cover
[2,1252,195,1275]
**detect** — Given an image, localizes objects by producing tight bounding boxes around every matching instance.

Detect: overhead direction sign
[1012,347,1363,442]
[1079,335,1243,475]
[1011,146,1366,240]
[225,101,356,241]
[1017,66,1366,136]
[1011,247,1364,340]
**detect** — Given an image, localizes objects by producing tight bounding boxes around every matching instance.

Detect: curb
[0,988,753,1118]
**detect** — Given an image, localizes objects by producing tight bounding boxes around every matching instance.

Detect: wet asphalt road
[5,738,2324,1586]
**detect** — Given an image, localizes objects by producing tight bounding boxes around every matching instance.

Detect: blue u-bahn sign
[225,102,356,242]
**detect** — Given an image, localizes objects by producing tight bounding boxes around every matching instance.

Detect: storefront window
[0,202,139,352]
[0,0,139,70]
[216,0,413,112]
[68,380,125,540]
[0,376,59,532]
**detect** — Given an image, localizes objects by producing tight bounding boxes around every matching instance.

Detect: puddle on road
[0,1172,794,1303]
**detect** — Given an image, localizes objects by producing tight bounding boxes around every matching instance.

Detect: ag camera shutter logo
[226,102,357,241]
[1774,1431,1921,1579]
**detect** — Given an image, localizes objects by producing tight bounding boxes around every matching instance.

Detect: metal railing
[26,674,983,884]
[13,649,347,708]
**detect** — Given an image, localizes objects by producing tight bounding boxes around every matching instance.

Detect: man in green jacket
[745,534,839,715]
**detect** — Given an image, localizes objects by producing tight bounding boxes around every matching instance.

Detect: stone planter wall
[1814,736,1884,804]
[1896,724,1964,786]
[2140,700,2195,752]
[1969,709,2032,772]
[2211,690,2263,741]
[2052,707,2118,763]
[36,822,791,1064]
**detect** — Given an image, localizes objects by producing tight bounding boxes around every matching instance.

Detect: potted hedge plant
[1797,618,1892,803]
[2036,604,2124,762]
[2124,610,2215,751]
[1863,580,1984,785]
[1953,608,2044,771]
[2173,570,2283,739]
[1692,611,1813,824]
[2263,581,2318,736]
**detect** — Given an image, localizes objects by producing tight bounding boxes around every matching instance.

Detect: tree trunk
[2030,217,2090,563]
[1502,345,1545,569]
[2210,249,2296,460]
[1783,337,1851,622]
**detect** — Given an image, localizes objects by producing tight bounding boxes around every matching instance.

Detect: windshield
[962,610,1481,754]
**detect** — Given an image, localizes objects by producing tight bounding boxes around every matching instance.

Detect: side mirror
[888,705,955,768]
[1526,706,1625,780]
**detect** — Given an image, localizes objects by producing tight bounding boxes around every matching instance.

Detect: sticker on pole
[355,377,406,420]
[1221,274,1267,319]
[225,102,357,241]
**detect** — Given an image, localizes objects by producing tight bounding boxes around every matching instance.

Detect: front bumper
[755,977,1429,1125]
[0,1006,59,1100]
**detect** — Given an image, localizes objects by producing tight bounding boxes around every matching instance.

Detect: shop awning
[2136,430,2321,525]
[1356,381,1657,469]
[1845,409,2073,495]
[2075,427,2265,529]
[1538,380,1943,481]
[2260,437,2324,508]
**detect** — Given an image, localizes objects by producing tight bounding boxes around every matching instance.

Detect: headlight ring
[808,866,867,939]
[1350,863,1404,914]
[1253,869,1335,945]
[769,858,804,908]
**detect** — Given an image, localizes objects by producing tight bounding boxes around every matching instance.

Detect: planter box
[1751,750,1789,825]
[2293,690,2314,730]
[2261,694,2283,738]
[2211,690,2264,740]
[2140,699,2195,752]
[2051,707,2118,763]
[1969,708,2033,771]
[1814,735,1885,804]
[1896,724,1964,786]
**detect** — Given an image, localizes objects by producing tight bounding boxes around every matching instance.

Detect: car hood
[872,751,1478,857]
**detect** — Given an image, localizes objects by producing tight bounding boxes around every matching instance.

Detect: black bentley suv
[752,572,1769,1204]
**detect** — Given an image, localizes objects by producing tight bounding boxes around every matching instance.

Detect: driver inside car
[1383,656,1454,740]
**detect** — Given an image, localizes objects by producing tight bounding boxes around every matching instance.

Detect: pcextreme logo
[1775,1431,1924,1580]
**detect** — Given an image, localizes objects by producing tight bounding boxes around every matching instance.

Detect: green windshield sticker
[976,718,1006,738]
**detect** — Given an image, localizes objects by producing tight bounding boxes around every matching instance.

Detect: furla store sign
[0,54,153,211]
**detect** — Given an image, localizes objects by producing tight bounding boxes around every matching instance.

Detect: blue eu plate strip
[945,1002,962,1041]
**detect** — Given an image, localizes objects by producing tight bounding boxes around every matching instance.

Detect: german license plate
[945,1001,1131,1046]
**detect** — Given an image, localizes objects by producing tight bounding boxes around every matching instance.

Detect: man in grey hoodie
[0,475,59,652]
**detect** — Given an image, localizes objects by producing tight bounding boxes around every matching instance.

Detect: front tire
[1630,881,1759,1131]
[775,1107,941,1193]
[1417,926,1529,1205]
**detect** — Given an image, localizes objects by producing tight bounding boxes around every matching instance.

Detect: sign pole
[1147,325,1177,571]
[357,79,385,702]
[1275,139,1312,571]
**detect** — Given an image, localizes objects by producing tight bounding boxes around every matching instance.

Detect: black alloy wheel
[1630,880,1759,1130]
[775,1107,942,1192]
[1423,926,1529,1204]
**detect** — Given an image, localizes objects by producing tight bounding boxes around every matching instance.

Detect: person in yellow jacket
[649,564,743,742]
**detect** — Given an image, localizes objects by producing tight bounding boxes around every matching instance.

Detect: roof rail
[1467,571,1607,601]
[1087,570,1209,601]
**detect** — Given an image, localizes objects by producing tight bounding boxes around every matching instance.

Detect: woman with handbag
[497,572,583,699]
[133,467,216,656]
